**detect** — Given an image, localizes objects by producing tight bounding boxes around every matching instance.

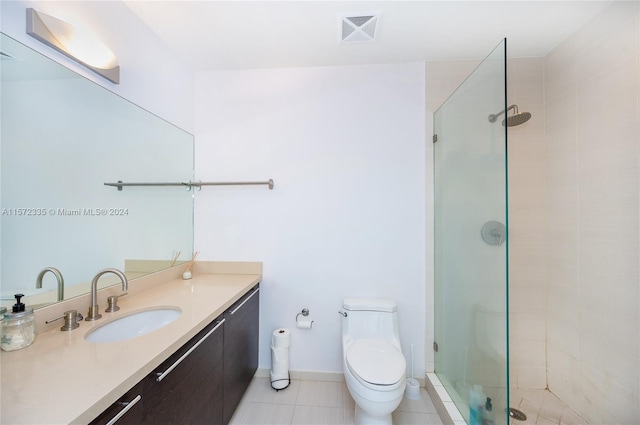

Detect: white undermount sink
[85,307,182,343]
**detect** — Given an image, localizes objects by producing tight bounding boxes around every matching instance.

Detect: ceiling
[124,1,613,71]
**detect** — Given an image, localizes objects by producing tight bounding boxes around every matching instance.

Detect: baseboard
[256,367,426,388]
[255,368,345,382]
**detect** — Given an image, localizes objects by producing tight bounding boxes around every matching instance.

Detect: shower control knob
[338,311,347,317]
[481,221,506,246]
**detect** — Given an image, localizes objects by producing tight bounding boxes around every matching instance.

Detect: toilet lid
[346,339,406,386]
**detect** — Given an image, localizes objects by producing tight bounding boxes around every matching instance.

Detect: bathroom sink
[85,307,182,343]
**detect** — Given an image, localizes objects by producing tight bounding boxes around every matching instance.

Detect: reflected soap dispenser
[1,294,36,351]
[483,397,495,425]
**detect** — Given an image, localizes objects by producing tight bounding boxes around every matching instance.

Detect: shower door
[434,39,509,424]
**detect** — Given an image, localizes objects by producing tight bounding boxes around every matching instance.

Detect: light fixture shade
[26,8,119,84]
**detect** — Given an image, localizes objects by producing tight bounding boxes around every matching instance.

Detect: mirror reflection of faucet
[85,269,128,321]
[35,267,64,301]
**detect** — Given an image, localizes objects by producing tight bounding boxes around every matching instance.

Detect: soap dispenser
[1,294,36,351]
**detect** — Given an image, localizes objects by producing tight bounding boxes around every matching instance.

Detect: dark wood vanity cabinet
[142,317,225,425]
[89,382,143,425]
[223,285,260,425]
[90,283,260,425]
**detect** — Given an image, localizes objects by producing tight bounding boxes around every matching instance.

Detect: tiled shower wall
[544,1,640,423]
[507,57,547,390]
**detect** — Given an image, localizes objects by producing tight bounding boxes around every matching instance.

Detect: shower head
[488,104,532,127]
[504,111,531,127]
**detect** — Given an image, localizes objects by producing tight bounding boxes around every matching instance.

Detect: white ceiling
[124,0,613,71]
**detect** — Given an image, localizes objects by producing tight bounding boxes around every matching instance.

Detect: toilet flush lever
[338,311,347,317]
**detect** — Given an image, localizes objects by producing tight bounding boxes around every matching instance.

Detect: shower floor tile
[229,376,444,425]
[510,389,589,425]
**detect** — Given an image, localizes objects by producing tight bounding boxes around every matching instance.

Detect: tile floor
[510,389,589,425]
[229,377,444,425]
[229,377,591,425]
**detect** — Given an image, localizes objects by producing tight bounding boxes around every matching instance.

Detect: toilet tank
[342,298,400,345]
[344,298,397,313]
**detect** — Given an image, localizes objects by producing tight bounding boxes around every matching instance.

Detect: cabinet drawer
[90,382,143,425]
[143,317,224,425]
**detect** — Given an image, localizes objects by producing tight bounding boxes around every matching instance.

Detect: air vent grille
[341,13,379,43]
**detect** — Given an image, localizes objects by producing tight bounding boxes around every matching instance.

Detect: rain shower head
[488,104,532,127]
[504,111,532,127]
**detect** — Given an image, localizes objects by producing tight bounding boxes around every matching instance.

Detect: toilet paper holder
[296,308,309,321]
[296,308,313,329]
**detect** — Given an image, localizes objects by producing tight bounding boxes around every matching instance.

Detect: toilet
[341,298,407,425]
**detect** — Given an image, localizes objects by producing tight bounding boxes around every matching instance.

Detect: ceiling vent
[341,13,379,43]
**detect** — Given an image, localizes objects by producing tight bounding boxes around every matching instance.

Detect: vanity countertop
[1,265,261,425]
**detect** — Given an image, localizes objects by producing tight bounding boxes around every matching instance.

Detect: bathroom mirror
[0,33,194,309]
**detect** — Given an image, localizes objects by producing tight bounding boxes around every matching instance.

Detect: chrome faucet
[36,267,64,301]
[86,268,128,321]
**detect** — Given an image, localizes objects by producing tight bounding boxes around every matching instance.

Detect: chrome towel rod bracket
[104,179,274,191]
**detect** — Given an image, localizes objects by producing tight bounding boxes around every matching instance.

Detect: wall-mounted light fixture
[26,8,119,84]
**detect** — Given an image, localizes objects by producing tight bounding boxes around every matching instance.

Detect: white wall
[194,63,427,376]
[0,0,194,132]
[544,1,640,423]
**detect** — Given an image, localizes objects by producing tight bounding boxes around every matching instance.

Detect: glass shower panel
[434,40,508,424]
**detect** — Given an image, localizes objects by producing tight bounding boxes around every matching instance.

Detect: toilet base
[354,404,393,425]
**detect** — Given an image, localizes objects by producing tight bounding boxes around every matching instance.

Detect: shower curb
[425,373,466,425]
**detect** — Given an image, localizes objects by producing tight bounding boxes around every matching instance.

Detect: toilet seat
[346,338,406,387]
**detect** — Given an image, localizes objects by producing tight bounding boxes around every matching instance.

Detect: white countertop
[1,265,261,424]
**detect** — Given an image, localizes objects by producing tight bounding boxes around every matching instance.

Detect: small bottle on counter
[0,306,6,345]
[1,294,36,351]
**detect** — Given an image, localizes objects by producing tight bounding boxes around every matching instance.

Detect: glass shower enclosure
[433,40,509,424]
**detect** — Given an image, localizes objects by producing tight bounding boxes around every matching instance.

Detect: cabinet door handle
[106,394,141,425]
[156,319,225,382]
[230,287,260,315]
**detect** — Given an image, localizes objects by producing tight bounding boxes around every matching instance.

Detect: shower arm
[488,104,519,122]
